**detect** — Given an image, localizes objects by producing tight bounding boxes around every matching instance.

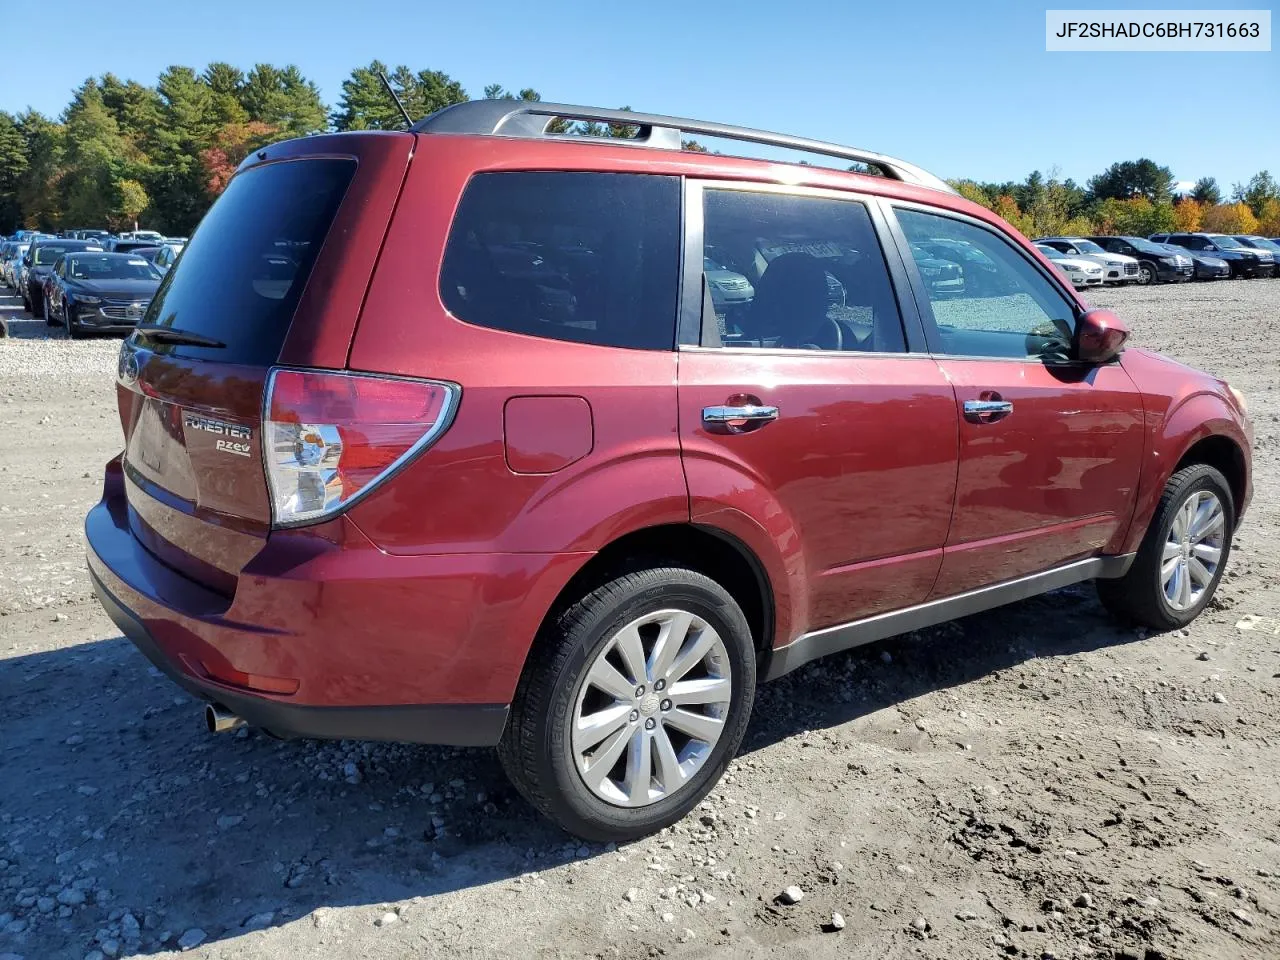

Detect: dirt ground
[1,280,1277,960]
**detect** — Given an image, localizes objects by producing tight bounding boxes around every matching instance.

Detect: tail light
[264,369,459,526]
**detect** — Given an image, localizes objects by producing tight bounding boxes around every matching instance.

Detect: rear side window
[440,172,680,350]
[145,158,355,364]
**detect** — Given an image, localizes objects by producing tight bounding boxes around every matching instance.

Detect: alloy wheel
[571,609,732,807]
[1161,490,1225,612]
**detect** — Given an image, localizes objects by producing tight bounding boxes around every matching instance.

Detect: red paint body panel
[1112,348,1253,554]
[88,457,589,706]
[504,396,594,474]
[678,350,958,636]
[930,358,1145,596]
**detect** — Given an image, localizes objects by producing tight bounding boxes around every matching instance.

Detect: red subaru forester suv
[87,101,1252,841]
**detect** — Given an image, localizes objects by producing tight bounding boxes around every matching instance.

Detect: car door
[677,182,959,637]
[887,203,1145,597]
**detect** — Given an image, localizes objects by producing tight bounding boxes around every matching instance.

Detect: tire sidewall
[1151,470,1234,624]
[537,574,755,840]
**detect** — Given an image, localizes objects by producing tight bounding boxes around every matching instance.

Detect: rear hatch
[116,134,413,594]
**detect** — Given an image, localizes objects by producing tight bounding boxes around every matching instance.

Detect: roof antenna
[378,71,414,129]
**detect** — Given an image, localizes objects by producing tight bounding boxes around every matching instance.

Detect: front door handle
[963,398,1013,423]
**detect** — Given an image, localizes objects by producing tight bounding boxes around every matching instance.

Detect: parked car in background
[1165,242,1232,280]
[703,255,754,307]
[1034,243,1105,289]
[1231,236,1280,271]
[1085,236,1193,285]
[1149,233,1275,278]
[44,251,163,338]
[1,241,30,288]
[107,238,163,255]
[151,242,184,274]
[116,230,166,245]
[1033,237,1141,284]
[18,239,104,313]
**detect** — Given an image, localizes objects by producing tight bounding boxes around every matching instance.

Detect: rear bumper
[85,456,589,745]
[90,565,510,745]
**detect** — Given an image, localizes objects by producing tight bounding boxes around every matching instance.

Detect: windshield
[1209,235,1244,249]
[1123,237,1170,255]
[1239,236,1280,252]
[34,245,78,265]
[67,255,162,281]
[1036,244,1065,260]
[1074,240,1106,254]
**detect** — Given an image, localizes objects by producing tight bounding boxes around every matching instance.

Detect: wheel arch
[530,523,777,673]
[1174,433,1247,518]
[1117,392,1251,555]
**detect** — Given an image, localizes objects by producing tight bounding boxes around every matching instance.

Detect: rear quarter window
[144,158,355,364]
[440,172,681,350]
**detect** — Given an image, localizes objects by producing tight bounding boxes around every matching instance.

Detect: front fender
[1115,390,1251,555]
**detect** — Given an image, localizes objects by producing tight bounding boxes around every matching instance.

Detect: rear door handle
[702,404,779,434]
[963,398,1013,422]
[702,404,779,423]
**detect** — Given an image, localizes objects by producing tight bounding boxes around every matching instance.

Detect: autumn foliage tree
[1172,197,1203,232]
[1201,202,1259,234]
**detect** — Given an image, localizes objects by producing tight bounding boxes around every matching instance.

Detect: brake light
[264,369,459,526]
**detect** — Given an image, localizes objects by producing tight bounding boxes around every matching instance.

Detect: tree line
[2,61,1278,239]
[951,161,1280,240]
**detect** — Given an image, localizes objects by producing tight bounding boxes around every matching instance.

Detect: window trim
[677,179,929,356]
[883,200,1086,364]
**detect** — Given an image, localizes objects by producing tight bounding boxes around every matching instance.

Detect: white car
[1034,237,1140,284]
[1035,244,1105,289]
[703,256,755,306]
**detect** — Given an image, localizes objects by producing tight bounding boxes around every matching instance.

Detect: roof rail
[413,101,957,196]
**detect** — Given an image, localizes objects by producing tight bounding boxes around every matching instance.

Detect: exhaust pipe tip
[205,703,246,734]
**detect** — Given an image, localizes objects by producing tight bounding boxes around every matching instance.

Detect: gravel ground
[1,280,1278,960]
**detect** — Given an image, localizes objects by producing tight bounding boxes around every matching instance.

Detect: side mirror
[1075,308,1129,364]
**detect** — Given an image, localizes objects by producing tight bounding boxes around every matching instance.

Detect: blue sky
[2,0,1276,189]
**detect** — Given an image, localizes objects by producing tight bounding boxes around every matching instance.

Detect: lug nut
[661,699,671,711]
[635,685,646,697]
[654,679,665,691]
[629,710,640,722]
[644,718,656,730]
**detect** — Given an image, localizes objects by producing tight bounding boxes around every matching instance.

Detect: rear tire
[499,566,756,841]
[1097,465,1234,630]
[43,294,57,327]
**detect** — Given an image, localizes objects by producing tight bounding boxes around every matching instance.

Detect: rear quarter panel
[344,136,689,556]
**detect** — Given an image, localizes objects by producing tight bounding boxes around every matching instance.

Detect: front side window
[896,208,1077,361]
[441,172,680,350]
[698,188,906,352]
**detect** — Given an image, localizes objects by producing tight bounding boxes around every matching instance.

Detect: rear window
[440,172,680,350]
[144,158,355,364]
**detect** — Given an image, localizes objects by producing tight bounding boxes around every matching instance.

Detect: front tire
[64,303,83,339]
[43,294,57,327]
[1098,465,1234,630]
[1136,262,1157,285]
[499,566,756,841]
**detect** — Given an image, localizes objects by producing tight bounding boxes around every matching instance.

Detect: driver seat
[743,253,838,350]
